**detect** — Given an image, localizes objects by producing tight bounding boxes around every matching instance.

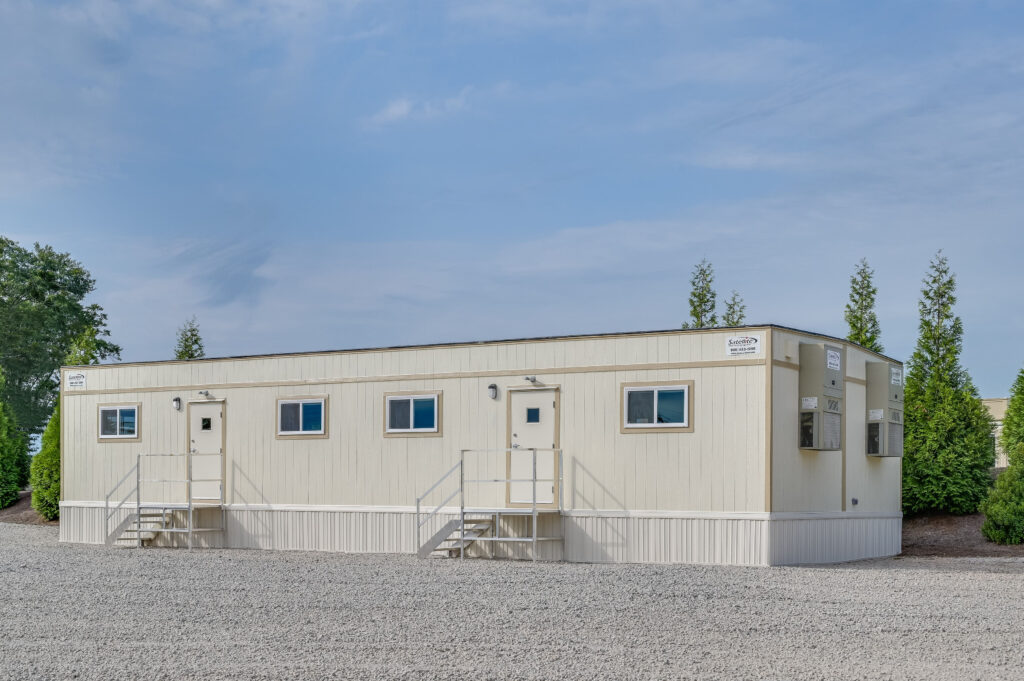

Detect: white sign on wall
[66,372,86,389]
[868,409,884,421]
[890,367,903,386]
[801,396,818,410]
[826,348,842,371]
[725,335,761,357]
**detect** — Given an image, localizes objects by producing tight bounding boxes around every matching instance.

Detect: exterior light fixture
[171,397,182,411]
[488,384,498,400]
[524,376,538,384]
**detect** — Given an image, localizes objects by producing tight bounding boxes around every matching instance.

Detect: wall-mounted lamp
[488,384,498,400]
[523,376,538,384]
[171,397,182,411]
[198,390,211,398]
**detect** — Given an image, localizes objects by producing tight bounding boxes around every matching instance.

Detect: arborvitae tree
[30,401,60,520]
[682,259,717,329]
[0,368,29,508]
[1000,368,1024,467]
[722,290,746,326]
[982,367,1024,543]
[844,258,883,353]
[29,330,105,519]
[174,316,206,360]
[902,251,994,515]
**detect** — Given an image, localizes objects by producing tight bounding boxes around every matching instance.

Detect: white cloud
[363,88,472,128]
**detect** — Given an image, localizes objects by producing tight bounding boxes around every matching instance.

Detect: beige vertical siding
[63,329,767,515]
[770,330,901,514]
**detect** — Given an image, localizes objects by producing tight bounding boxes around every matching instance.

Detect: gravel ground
[3,524,1024,681]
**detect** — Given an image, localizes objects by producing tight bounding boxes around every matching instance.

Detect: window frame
[619,381,694,434]
[276,396,329,439]
[383,391,443,437]
[97,403,142,442]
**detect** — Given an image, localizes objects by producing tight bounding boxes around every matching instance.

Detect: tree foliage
[0,238,120,435]
[174,316,206,360]
[844,258,883,353]
[902,252,994,515]
[0,368,29,508]
[981,369,1024,544]
[30,401,60,520]
[1000,368,1024,467]
[26,330,103,520]
[981,466,1024,544]
[682,259,717,329]
[722,290,746,326]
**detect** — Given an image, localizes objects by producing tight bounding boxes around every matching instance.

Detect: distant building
[982,398,1009,468]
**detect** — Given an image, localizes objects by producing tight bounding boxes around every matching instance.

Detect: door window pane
[201,417,212,431]
[118,409,136,436]
[301,402,323,432]
[280,403,300,432]
[100,409,118,436]
[526,407,540,423]
[389,399,411,430]
[412,398,435,429]
[626,390,654,424]
[656,390,685,424]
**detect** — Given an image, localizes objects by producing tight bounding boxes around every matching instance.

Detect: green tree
[981,369,1024,544]
[1000,367,1024,467]
[29,401,60,520]
[902,252,994,515]
[844,258,883,353]
[174,316,206,360]
[27,330,103,520]
[0,238,120,435]
[682,259,717,329]
[0,368,29,508]
[722,290,746,326]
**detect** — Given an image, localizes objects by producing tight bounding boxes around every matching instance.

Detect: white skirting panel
[563,514,771,566]
[58,503,899,565]
[767,515,902,565]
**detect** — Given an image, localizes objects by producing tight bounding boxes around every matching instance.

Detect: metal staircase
[415,449,564,561]
[105,452,224,549]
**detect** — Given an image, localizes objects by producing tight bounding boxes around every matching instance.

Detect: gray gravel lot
[3,524,1024,681]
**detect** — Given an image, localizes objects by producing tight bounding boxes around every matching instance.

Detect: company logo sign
[66,371,86,389]
[725,335,761,356]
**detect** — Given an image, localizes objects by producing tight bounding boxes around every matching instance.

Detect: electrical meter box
[798,343,844,450]
[865,362,904,457]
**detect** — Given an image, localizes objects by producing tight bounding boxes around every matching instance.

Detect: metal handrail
[130,451,225,550]
[414,460,463,553]
[413,448,564,561]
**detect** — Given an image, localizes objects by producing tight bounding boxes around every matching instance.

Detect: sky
[2,0,1024,396]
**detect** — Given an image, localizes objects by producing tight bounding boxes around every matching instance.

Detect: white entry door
[188,401,224,503]
[508,389,558,506]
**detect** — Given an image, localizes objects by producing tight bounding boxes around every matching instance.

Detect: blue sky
[3,0,1024,396]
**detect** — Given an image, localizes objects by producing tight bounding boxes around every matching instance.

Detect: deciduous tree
[0,238,120,435]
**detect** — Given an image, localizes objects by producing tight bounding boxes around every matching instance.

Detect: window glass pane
[413,398,435,430]
[626,390,655,424]
[526,407,540,423]
[100,409,118,436]
[656,390,686,424]
[389,399,411,430]
[301,402,323,432]
[280,403,300,432]
[201,417,212,431]
[118,408,136,436]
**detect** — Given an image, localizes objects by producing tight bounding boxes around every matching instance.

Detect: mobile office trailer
[58,325,903,565]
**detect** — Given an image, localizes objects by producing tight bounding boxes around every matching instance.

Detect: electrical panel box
[865,361,904,457]
[798,343,844,451]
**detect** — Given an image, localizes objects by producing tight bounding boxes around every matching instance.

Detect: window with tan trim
[620,381,694,433]
[99,405,139,439]
[277,398,326,436]
[386,394,438,433]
